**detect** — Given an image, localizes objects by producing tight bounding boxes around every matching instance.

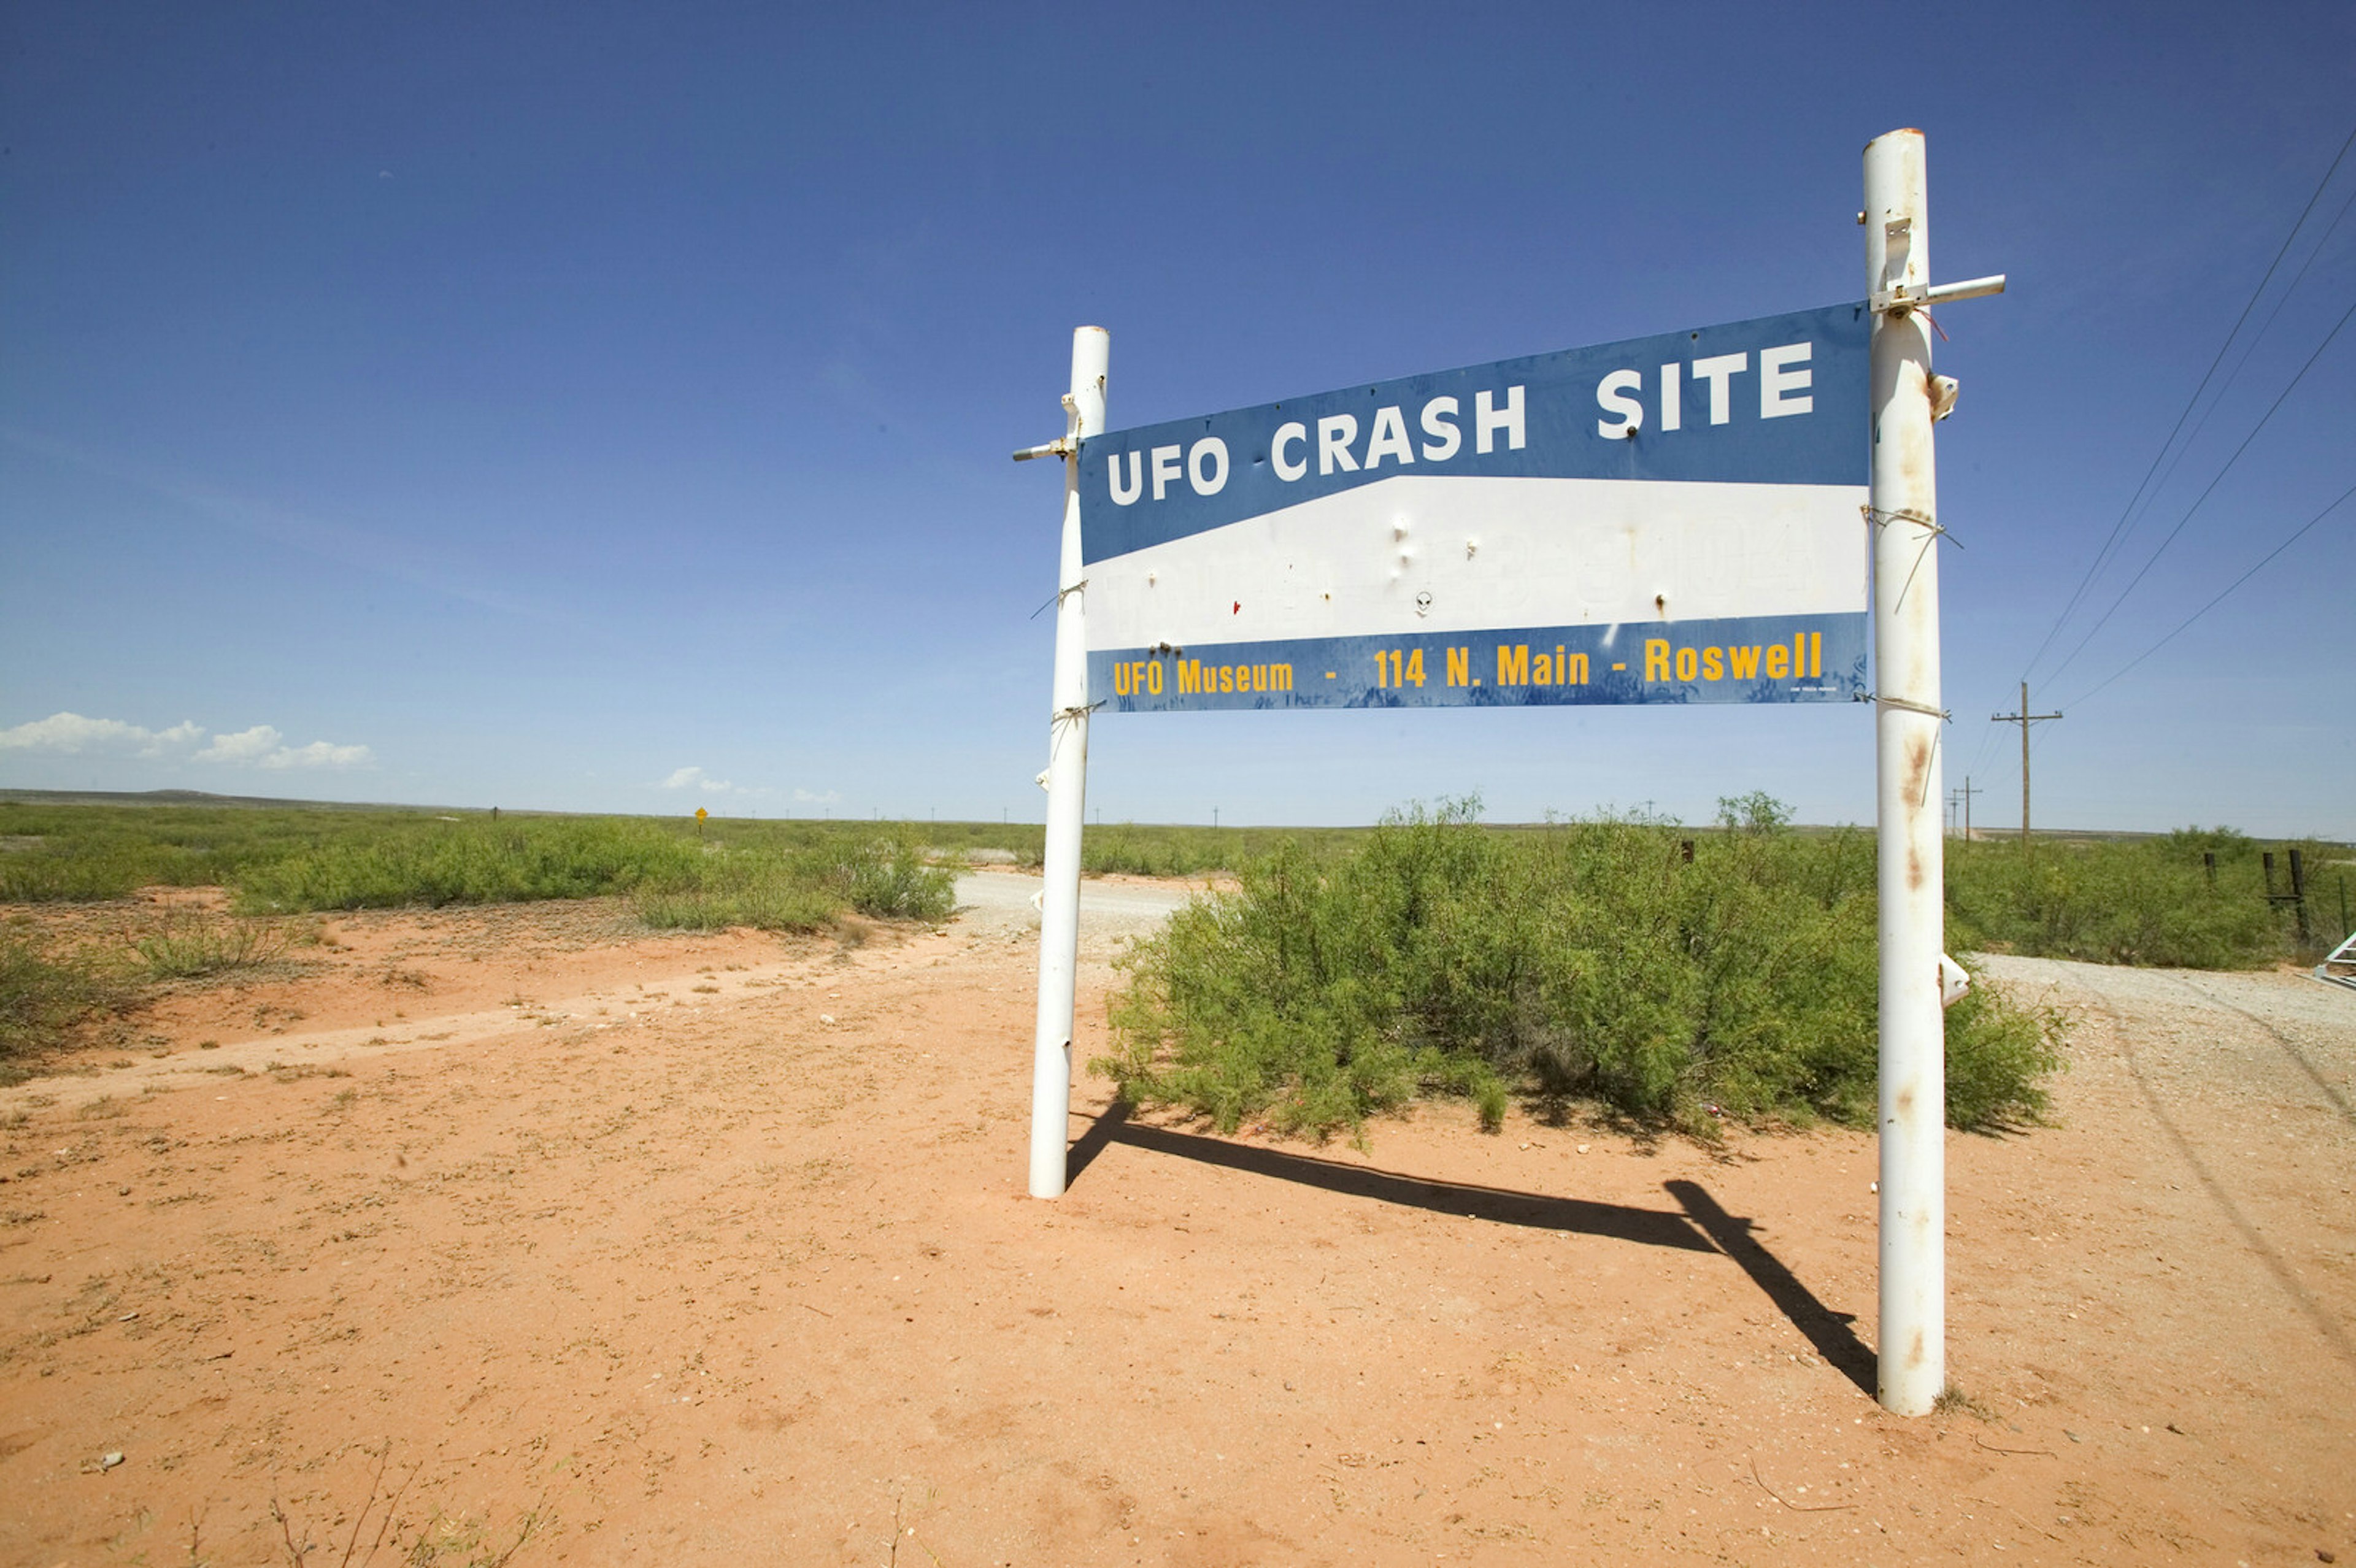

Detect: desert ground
[1,872,2351,1566]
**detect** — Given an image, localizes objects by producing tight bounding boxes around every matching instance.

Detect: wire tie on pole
[1025,578,1088,620]
[1862,504,1955,542]
[1895,528,1938,612]
[1045,699,1102,763]
[1865,507,1958,611]
[1869,693,1951,723]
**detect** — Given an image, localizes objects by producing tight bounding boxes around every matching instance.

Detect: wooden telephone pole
[1992,682,2062,848]
[1953,775,1982,841]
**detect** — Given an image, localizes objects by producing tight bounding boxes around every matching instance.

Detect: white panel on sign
[1087,475,1861,651]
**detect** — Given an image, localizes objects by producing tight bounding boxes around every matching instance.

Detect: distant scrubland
[1,797,2343,1123]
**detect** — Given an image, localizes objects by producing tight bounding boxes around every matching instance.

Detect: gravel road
[950,869,1202,957]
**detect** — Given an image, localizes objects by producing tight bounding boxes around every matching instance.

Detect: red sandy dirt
[1,880,2351,1566]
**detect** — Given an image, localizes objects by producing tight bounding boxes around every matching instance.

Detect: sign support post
[1025,326,1109,1199]
[1866,128,1948,1416]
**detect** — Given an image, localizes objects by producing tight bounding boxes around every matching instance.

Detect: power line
[2060,475,2356,711]
[1960,127,2356,816]
[2042,288,2356,686]
[1957,709,2007,802]
[2017,117,2356,685]
[2127,178,2356,547]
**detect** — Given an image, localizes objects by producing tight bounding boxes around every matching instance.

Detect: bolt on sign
[1079,306,1869,712]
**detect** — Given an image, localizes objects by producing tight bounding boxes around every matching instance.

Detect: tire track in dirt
[0,952,841,1116]
[2070,966,2356,1369]
[2165,972,2356,1129]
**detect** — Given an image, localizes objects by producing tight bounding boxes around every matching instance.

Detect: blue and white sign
[1079,304,1869,711]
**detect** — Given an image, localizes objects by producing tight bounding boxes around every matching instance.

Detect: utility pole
[1957,776,1981,842]
[1991,681,2062,849]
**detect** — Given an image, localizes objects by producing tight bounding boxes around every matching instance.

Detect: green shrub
[1099,799,2068,1140]
[833,835,958,920]
[234,818,706,911]
[0,804,447,901]
[0,932,120,1059]
[134,913,294,979]
[1945,831,2307,967]
[2,804,992,923]
[1942,979,2067,1130]
[634,875,842,933]
[633,834,953,931]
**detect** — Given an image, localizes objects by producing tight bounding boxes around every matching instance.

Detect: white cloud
[196,724,284,764]
[660,766,751,794]
[260,740,374,770]
[792,787,842,805]
[196,724,374,770]
[0,712,202,757]
[0,712,371,771]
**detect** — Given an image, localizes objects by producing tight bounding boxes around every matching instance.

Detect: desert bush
[1,803,972,931]
[234,817,705,911]
[1941,980,2067,1129]
[634,873,841,933]
[1099,798,2066,1139]
[133,913,293,979]
[1945,831,2303,967]
[634,834,953,931]
[0,931,121,1059]
[0,803,437,901]
[1081,822,1368,878]
[831,834,957,920]
[1084,826,1220,878]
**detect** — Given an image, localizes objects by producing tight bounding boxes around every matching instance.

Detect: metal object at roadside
[2316,929,2356,991]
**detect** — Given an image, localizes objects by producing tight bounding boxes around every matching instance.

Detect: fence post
[1028,327,1110,1199]
[2290,849,2310,945]
[1866,128,1947,1417]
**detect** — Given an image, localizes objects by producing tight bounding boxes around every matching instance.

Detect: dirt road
[0,887,2349,1565]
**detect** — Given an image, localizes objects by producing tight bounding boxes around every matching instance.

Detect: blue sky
[3,2,2350,836]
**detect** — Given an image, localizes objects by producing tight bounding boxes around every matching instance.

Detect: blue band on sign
[1078,304,1869,566]
[1088,614,1866,713]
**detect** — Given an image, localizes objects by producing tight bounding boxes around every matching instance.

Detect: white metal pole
[1866,129,1946,1415]
[1028,326,1109,1199]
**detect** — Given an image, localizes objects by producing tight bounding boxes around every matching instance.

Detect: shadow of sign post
[1665,1178,1875,1396]
[1067,1101,1874,1397]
